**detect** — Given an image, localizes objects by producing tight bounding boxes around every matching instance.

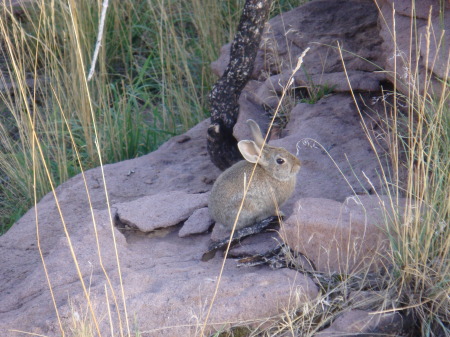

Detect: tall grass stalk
[344,4,450,335]
[0,0,244,233]
[199,49,309,337]
[0,0,245,335]
[232,3,449,335]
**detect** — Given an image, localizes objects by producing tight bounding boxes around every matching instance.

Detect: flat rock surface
[0,120,318,337]
[115,191,209,232]
[272,93,391,215]
[419,18,450,80]
[280,196,404,273]
[384,0,446,19]
[378,0,449,96]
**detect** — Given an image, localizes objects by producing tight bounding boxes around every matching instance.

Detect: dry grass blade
[199,49,309,337]
[0,0,248,336]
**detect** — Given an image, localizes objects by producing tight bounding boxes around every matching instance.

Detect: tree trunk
[207,0,272,171]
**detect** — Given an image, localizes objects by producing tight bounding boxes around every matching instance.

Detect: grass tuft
[0,0,245,233]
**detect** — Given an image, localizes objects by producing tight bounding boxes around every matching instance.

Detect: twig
[201,216,279,261]
[87,0,109,81]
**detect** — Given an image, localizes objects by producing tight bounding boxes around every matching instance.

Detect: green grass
[384,91,450,336]
[0,0,249,233]
[369,5,449,334]
[0,0,307,233]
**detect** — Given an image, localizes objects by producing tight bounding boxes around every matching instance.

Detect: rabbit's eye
[276,158,285,165]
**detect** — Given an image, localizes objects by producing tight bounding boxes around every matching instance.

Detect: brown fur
[208,120,301,231]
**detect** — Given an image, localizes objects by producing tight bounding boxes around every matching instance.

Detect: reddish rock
[275,94,392,214]
[210,43,231,77]
[419,19,450,80]
[178,207,213,237]
[0,120,319,337]
[316,309,407,336]
[384,0,446,19]
[0,0,425,335]
[280,196,405,274]
[255,0,383,78]
[378,0,449,97]
[114,191,209,232]
[212,0,386,109]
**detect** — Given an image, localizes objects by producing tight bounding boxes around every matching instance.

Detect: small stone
[178,207,213,237]
[114,191,209,232]
[316,310,407,336]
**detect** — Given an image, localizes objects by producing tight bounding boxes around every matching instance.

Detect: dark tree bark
[207,0,273,171]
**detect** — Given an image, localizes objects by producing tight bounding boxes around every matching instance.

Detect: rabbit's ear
[238,140,268,165]
[246,119,265,148]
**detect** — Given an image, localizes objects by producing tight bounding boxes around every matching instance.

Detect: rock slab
[378,0,450,97]
[114,191,209,232]
[316,309,407,336]
[280,196,404,274]
[0,120,319,337]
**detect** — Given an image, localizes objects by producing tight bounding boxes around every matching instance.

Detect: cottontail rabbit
[209,119,301,232]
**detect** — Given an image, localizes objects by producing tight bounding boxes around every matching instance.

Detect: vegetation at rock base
[0,0,239,232]
[0,0,302,233]
[0,0,448,336]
